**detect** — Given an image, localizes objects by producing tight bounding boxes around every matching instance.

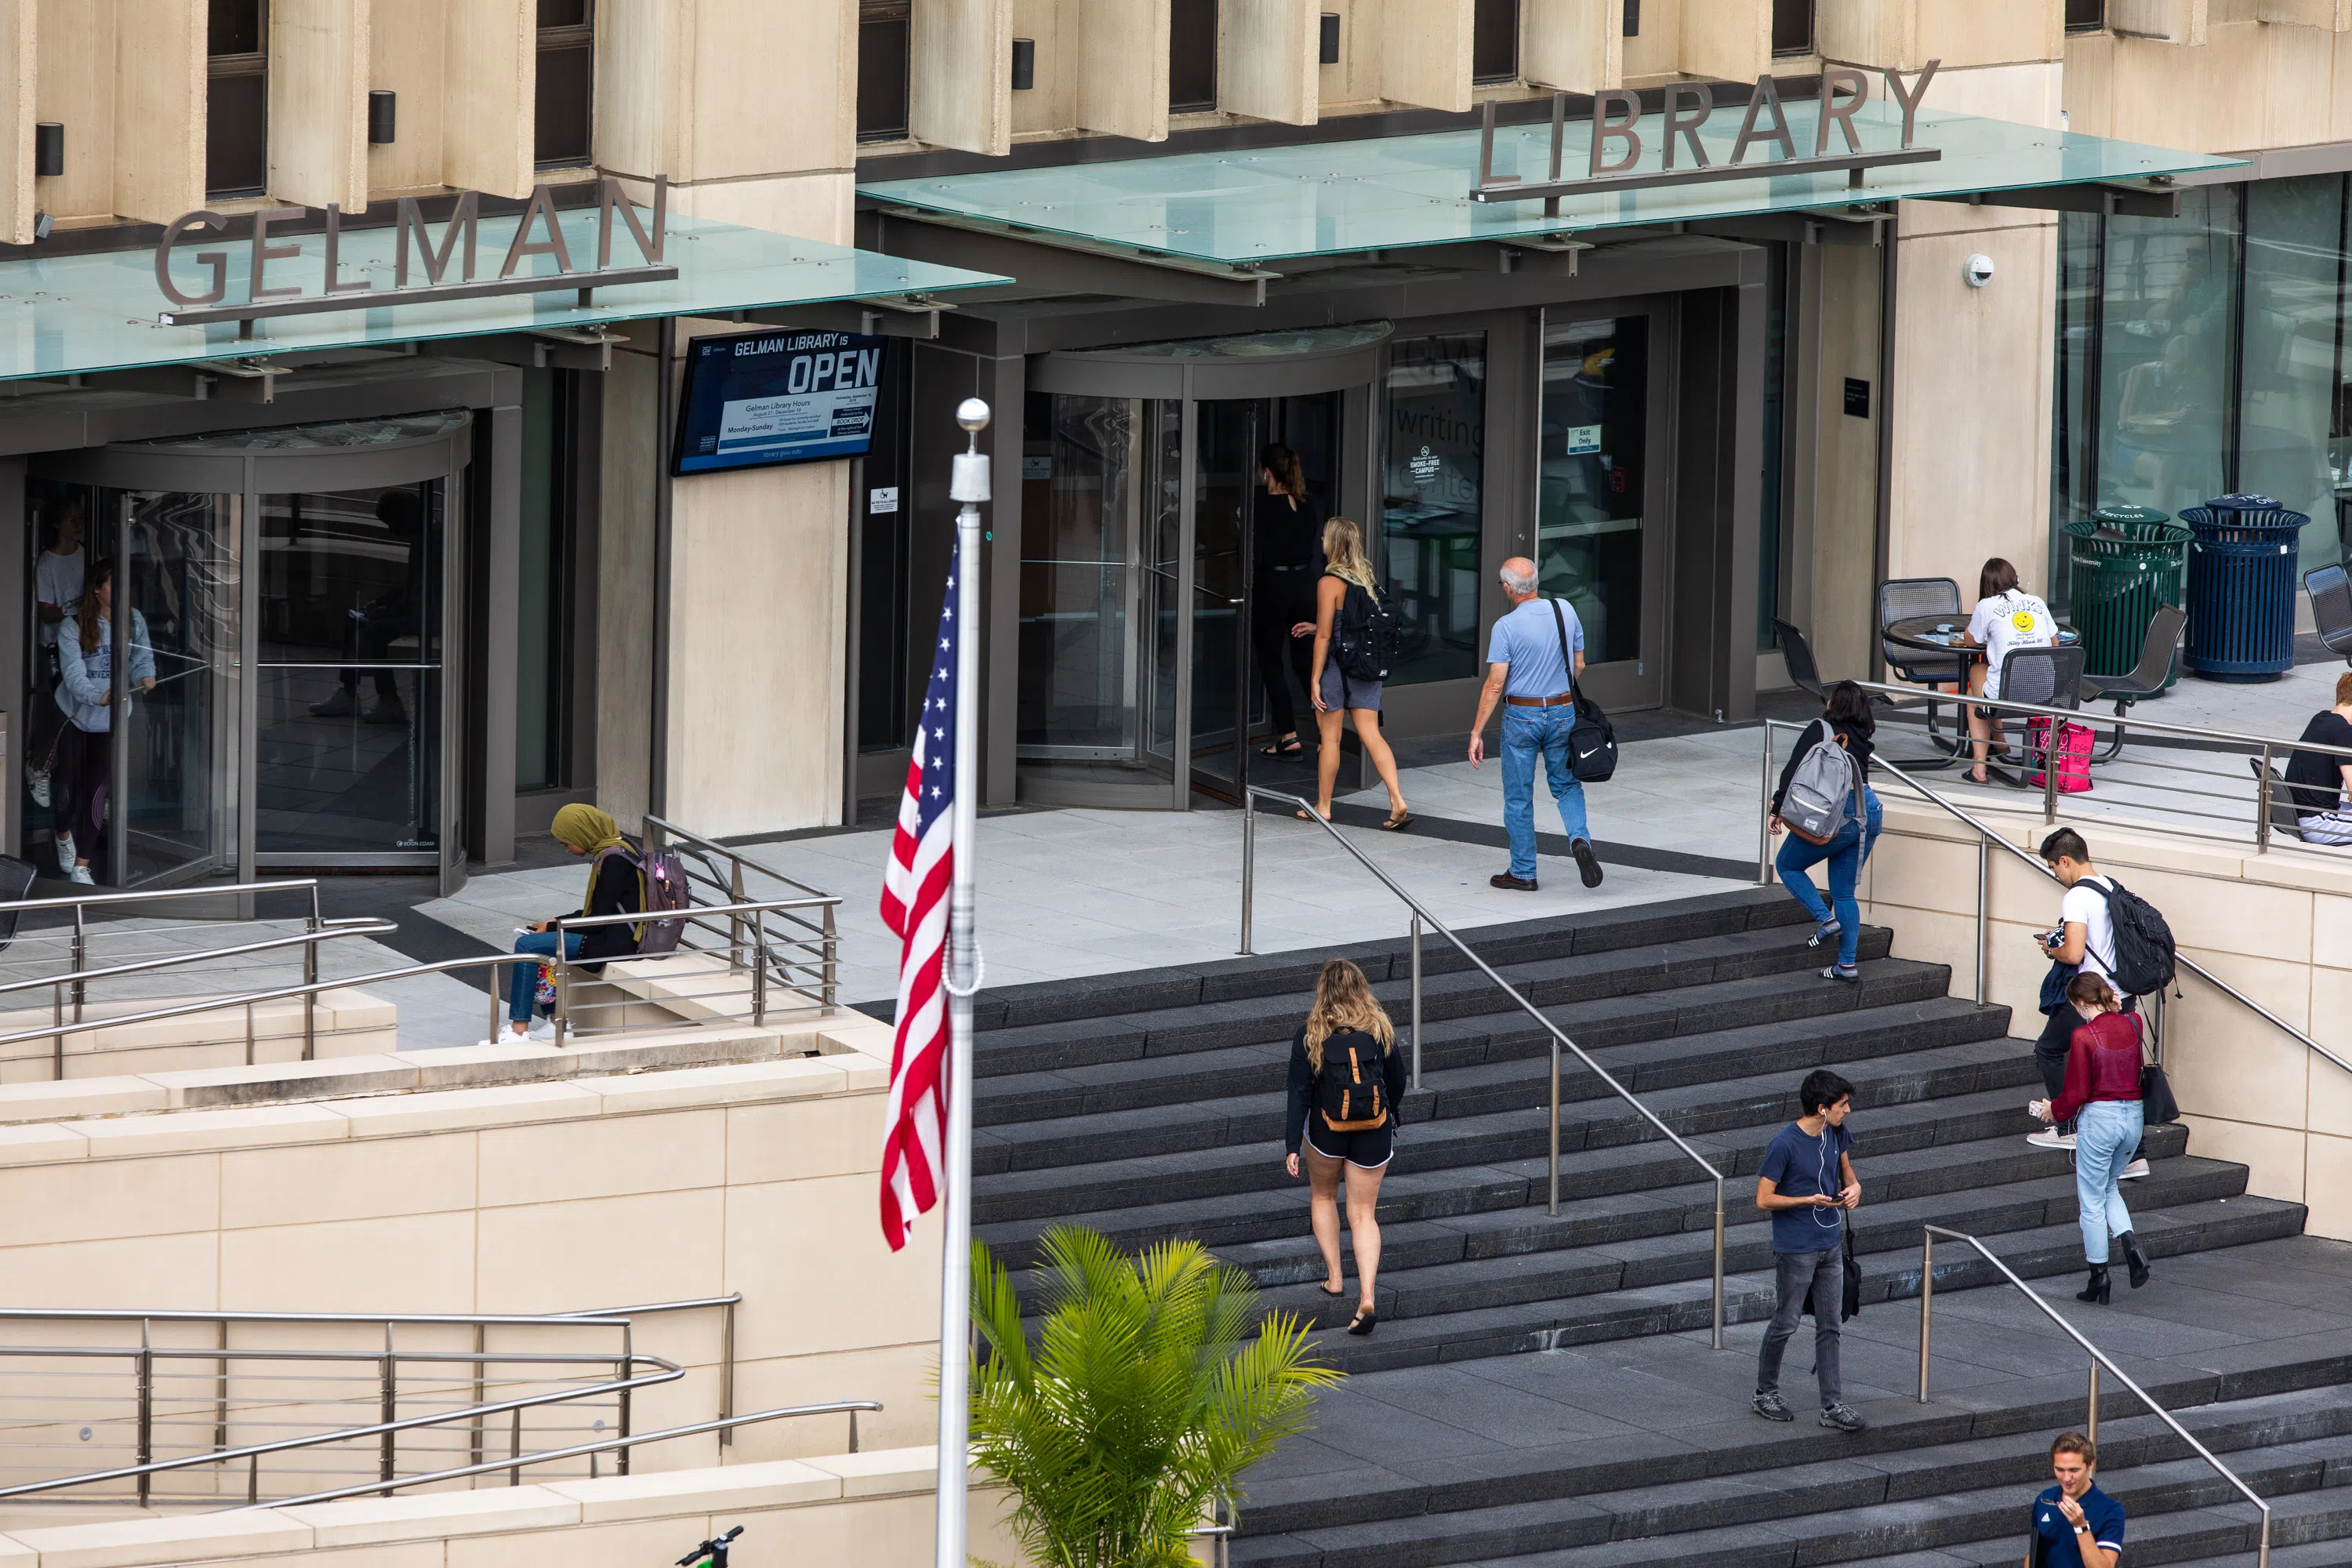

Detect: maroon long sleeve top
[2050,1009,2144,1126]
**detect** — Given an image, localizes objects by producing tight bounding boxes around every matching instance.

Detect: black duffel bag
[1548,600,1617,783]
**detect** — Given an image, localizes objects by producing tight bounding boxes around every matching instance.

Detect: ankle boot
[2118,1232,2151,1290]
[2076,1264,2111,1305]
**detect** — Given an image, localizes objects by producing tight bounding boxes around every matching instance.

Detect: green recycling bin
[2061,505,2192,691]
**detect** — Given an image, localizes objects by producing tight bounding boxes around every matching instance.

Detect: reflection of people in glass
[26,500,86,808]
[52,562,155,885]
[1251,443,1325,757]
[309,489,420,725]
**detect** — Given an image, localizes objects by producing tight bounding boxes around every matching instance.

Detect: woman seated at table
[1956,557,2056,785]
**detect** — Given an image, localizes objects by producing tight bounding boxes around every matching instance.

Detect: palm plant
[967,1225,1341,1568]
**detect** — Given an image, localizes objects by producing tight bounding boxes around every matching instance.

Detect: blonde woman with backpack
[1302,517,1410,829]
[1283,957,1408,1337]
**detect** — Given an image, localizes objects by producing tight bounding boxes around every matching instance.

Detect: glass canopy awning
[859,100,2247,266]
[0,208,1007,383]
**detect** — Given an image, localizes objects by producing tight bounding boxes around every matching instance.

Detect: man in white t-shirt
[2028,828,2146,1178]
[1959,557,2056,784]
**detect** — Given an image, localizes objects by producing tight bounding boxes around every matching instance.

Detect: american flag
[878,541,964,1251]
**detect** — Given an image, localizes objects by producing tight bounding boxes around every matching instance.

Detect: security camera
[1963,252,1995,288]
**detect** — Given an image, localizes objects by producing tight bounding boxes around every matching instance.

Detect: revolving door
[1015,325,1388,809]
[27,413,470,892]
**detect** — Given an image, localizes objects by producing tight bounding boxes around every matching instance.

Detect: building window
[535,0,593,167]
[858,0,912,143]
[1541,317,1648,666]
[1169,0,1218,113]
[1381,333,1488,686]
[1472,0,1519,83]
[206,0,268,198]
[2065,0,2106,31]
[1770,0,1815,56]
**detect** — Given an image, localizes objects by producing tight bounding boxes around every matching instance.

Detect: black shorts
[1306,1115,1394,1169]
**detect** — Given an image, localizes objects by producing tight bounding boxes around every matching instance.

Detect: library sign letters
[1470,62,1942,205]
[151,176,673,332]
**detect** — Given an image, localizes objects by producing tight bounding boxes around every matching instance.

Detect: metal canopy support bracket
[868,207,1279,307]
[1927,181,2181,220]
[740,295,952,339]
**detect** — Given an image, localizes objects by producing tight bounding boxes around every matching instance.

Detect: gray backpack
[1782,728,1863,845]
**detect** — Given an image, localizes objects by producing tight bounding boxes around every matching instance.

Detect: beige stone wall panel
[1522,0,1622,93]
[35,0,114,223]
[722,1173,942,1360]
[0,1,34,245]
[219,1134,478,1230]
[1379,0,1472,111]
[1807,243,1882,682]
[1076,0,1171,140]
[2259,0,2352,24]
[367,0,447,194]
[688,0,854,180]
[113,0,203,225]
[1886,222,2057,604]
[477,1187,726,1311]
[913,0,1012,154]
[1219,0,1319,124]
[1620,0,1683,82]
[268,0,370,211]
[1007,0,1073,136]
[1679,0,1769,81]
[2110,0,2210,43]
[220,1210,478,1313]
[476,1105,726,1207]
[1821,0,2062,68]
[596,343,659,833]
[442,0,534,199]
[2304,1130,2352,1236]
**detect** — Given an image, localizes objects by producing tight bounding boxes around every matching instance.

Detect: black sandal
[1319,1283,1347,1298]
[1381,811,1413,832]
[1258,735,1305,757]
[1346,1309,1377,1337]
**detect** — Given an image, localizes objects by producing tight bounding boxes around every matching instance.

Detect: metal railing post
[1757,724,1775,884]
[509,1406,523,1486]
[1239,788,1256,955]
[752,909,768,1026]
[821,903,838,1011]
[470,1323,487,1470]
[70,903,85,1025]
[2256,742,2274,853]
[379,1323,397,1493]
[213,1320,230,1455]
[553,931,571,1047]
[719,1298,737,1447]
[302,923,319,1061]
[2086,1359,2100,1445]
[1917,1229,1933,1403]
[246,1451,259,1505]
[617,1322,633,1476]
[730,860,747,973]
[849,1408,860,1454]
[1546,1040,1561,1216]
[1975,830,1989,1006]
[2042,724,2063,823]
[1409,914,1422,1091]
[1709,1179,1725,1350]
[489,960,504,1044]
[135,1320,152,1507]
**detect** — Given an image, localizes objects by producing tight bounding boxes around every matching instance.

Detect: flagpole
[936,397,990,1568]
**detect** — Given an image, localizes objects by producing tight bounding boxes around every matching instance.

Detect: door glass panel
[1191,401,1254,793]
[1381,333,1487,685]
[1142,401,1183,774]
[121,491,241,887]
[256,484,443,856]
[1539,316,1648,666]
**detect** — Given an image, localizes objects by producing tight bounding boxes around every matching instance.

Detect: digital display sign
[672,328,884,474]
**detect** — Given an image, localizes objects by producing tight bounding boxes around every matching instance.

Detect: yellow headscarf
[550,804,628,856]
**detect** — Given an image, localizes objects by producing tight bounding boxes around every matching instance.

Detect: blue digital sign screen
[672,329,885,474]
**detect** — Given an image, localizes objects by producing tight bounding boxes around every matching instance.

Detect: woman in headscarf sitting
[489,804,648,1043]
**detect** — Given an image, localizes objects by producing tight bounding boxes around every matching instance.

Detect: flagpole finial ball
[955,398,991,434]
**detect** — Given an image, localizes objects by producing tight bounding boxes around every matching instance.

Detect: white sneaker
[68,866,93,885]
[2027,1130,2077,1150]
[53,833,73,875]
[27,768,48,808]
[2118,1158,2150,1180]
[522,1018,558,1042]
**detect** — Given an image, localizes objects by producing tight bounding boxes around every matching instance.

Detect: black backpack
[1315,1031,1390,1132]
[1334,581,1399,683]
[2092,877,2176,998]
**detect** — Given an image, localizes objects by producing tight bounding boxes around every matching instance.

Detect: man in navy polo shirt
[1752,1068,1866,1432]
[2032,1431,2125,1567]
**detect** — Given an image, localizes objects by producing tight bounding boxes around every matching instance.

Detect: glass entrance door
[116,490,242,888]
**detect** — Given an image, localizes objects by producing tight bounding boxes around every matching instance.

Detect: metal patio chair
[2079,603,2186,762]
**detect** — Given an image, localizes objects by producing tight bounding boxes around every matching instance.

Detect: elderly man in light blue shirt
[1468,557,1600,891]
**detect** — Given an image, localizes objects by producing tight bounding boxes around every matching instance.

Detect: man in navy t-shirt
[2031,1431,2125,1566]
[1753,1069,1866,1432]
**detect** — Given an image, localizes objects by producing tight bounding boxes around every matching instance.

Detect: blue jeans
[2075,1098,2143,1265]
[1775,790,1884,968]
[508,931,583,1022]
[1501,705,1590,880]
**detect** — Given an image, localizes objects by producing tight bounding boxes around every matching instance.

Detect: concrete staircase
[964,886,2347,1567]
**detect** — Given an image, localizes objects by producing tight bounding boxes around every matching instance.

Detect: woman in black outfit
[1283,957,1406,1336]
[1250,443,1327,757]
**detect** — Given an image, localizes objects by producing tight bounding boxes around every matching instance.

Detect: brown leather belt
[1504,693,1576,708]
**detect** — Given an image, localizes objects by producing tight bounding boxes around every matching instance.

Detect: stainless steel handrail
[0,1353,685,1504]
[1238,786,1729,1350]
[0,1296,733,1329]
[1764,721,2352,1081]
[643,815,840,1002]
[0,891,842,1061]
[1918,1223,2270,1566]
[0,917,394,1000]
[644,814,831,904]
[246,1399,884,1511]
[0,879,324,920]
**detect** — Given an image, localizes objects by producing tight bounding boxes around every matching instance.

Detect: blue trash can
[2179,493,2306,682]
